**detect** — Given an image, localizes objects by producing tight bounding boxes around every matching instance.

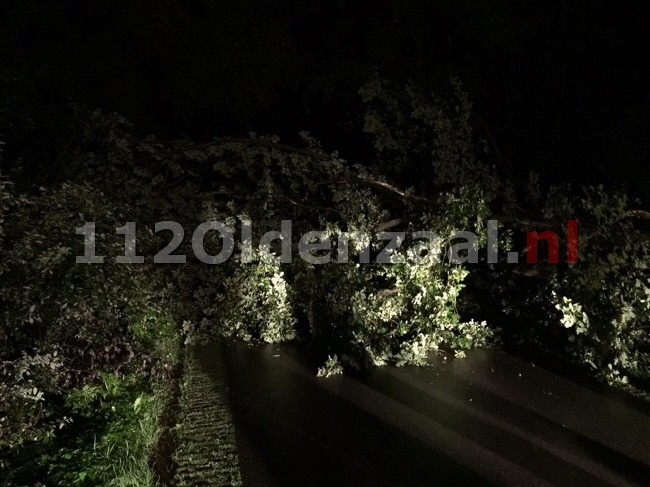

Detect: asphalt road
[207,341,650,486]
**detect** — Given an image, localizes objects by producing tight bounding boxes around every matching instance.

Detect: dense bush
[0,164,180,482]
[539,186,650,387]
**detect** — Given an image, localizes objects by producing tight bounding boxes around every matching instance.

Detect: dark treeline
[1,0,649,198]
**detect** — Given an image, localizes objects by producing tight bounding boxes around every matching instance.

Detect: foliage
[317,355,344,378]
[541,186,650,386]
[42,372,161,487]
[165,77,497,367]
[359,75,497,196]
[2,69,650,483]
[0,159,180,483]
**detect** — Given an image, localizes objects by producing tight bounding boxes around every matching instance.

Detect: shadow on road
[204,341,650,486]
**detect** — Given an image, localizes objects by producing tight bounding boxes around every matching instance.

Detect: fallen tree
[2,74,650,483]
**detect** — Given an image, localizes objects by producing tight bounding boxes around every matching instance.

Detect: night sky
[2,0,649,198]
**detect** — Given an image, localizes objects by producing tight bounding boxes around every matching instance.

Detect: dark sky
[1,0,649,197]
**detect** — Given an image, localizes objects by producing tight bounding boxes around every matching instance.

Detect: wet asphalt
[201,341,650,486]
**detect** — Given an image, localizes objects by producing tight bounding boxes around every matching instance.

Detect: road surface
[192,341,650,486]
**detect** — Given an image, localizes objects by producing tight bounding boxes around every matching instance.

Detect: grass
[40,375,163,486]
[33,310,181,487]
